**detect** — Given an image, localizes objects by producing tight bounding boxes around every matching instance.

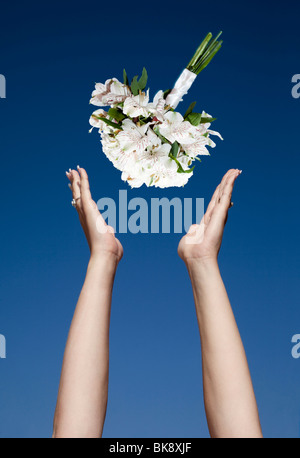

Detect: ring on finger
[71,197,81,207]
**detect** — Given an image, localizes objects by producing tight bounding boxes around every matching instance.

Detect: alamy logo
[0,74,6,98]
[291,334,300,359]
[291,74,300,99]
[96,190,204,235]
[0,334,6,359]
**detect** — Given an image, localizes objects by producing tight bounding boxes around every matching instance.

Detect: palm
[67,167,123,262]
[178,169,241,263]
[82,204,123,260]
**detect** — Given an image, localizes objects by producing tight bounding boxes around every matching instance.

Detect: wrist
[185,255,218,270]
[185,256,220,280]
[88,252,119,275]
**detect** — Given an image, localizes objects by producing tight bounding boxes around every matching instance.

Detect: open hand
[66,167,123,262]
[178,169,241,264]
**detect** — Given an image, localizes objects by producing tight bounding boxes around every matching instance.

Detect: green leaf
[182,151,202,163]
[186,31,223,75]
[186,112,202,126]
[186,33,213,69]
[123,68,129,86]
[108,108,126,122]
[169,152,195,174]
[177,165,195,174]
[194,41,222,74]
[183,101,197,119]
[153,127,170,144]
[194,32,222,71]
[170,141,179,158]
[131,76,139,96]
[139,115,152,126]
[92,115,122,130]
[138,67,148,91]
[186,112,216,125]
[200,117,216,124]
[169,153,182,170]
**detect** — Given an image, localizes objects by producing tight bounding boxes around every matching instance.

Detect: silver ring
[71,197,81,207]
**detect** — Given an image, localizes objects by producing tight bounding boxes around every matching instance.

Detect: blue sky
[0,0,299,438]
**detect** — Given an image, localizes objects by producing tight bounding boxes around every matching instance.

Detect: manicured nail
[69,168,72,172]
[77,165,80,170]
[65,171,69,176]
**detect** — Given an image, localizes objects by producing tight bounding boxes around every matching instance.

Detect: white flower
[134,130,171,184]
[177,153,193,168]
[101,132,122,164]
[101,122,194,188]
[123,90,150,118]
[147,90,167,121]
[181,135,210,158]
[207,129,223,140]
[89,109,114,133]
[121,168,146,188]
[197,111,223,140]
[101,131,138,174]
[116,118,150,155]
[131,129,191,188]
[150,160,191,188]
[158,111,197,145]
[90,78,131,106]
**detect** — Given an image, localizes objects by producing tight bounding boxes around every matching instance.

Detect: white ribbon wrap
[165,68,197,109]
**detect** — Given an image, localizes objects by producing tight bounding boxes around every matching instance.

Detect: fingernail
[77,165,80,170]
[65,171,69,176]
[69,168,72,173]
[68,183,72,189]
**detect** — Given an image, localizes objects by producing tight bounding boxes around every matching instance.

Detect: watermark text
[0,74,6,98]
[291,74,300,99]
[97,190,204,235]
[291,334,300,359]
[0,334,6,359]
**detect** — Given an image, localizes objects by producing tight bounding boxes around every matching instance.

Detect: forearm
[53,254,118,438]
[187,258,262,438]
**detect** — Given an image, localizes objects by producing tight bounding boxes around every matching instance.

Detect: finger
[218,169,236,191]
[205,184,220,218]
[66,171,73,192]
[218,170,241,210]
[77,167,106,228]
[69,169,81,199]
[77,166,92,203]
[77,166,101,218]
[217,169,239,201]
[207,170,241,235]
[205,169,237,223]
[68,169,82,212]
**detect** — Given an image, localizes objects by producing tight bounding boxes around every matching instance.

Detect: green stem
[186,31,223,75]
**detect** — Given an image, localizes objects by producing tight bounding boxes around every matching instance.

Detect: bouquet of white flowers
[89,32,223,188]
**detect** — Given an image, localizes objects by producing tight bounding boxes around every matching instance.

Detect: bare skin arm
[178,169,262,438]
[53,167,123,438]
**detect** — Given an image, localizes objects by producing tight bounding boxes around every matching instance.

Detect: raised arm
[178,169,262,438]
[53,167,123,438]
